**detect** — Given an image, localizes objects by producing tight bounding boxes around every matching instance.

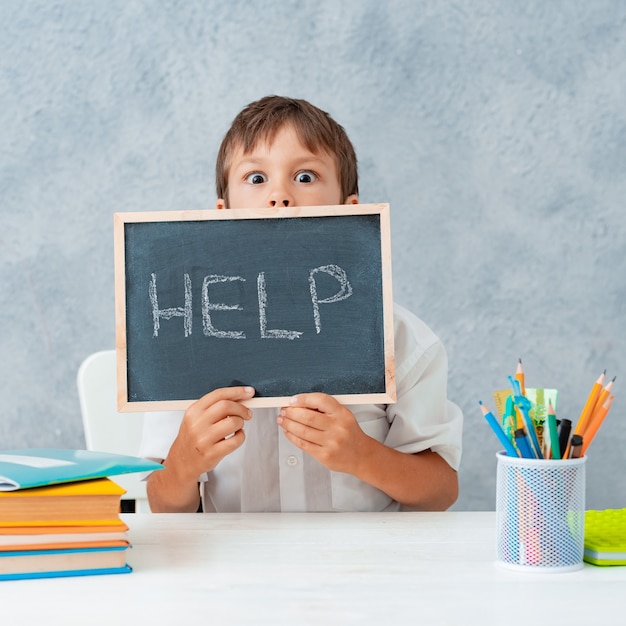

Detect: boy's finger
[287,392,339,414]
[196,385,255,410]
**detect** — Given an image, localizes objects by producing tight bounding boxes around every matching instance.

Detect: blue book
[0,448,163,491]
[0,564,132,581]
[0,545,132,580]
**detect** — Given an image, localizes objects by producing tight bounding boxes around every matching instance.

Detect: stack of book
[0,448,163,581]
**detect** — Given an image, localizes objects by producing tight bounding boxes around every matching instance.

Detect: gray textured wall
[1,0,624,510]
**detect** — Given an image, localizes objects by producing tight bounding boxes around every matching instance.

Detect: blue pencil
[479,401,519,457]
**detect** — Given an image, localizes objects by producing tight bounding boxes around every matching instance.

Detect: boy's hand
[166,386,254,482]
[277,393,370,474]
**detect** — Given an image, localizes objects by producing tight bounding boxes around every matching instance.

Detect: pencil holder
[495,452,586,572]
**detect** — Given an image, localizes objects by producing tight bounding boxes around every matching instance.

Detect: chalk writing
[257,272,303,340]
[149,273,192,338]
[149,265,353,340]
[309,264,353,334]
[202,275,246,339]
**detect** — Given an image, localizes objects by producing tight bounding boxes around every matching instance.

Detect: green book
[0,448,163,492]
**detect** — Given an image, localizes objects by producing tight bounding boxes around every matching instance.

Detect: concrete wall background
[1,0,624,510]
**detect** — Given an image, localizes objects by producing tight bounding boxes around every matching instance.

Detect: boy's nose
[267,185,294,207]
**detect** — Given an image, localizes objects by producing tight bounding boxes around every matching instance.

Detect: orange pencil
[581,395,613,456]
[564,370,606,458]
[515,358,526,396]
[586,376,616,437]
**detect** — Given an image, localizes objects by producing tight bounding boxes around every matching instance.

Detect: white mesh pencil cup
[495,451,586,572]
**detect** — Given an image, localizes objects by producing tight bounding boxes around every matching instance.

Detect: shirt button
[286,455,299,466]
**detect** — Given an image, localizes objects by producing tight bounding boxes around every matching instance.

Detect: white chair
[77,350,151,513]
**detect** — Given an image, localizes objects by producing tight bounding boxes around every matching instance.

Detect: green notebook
[0,449,163,491]
[584,508,626,566]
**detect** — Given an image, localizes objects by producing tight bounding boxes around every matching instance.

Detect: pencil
[514,359,526,430]
[565,370,606,458]
[585,376,615,438]
[515,358,526,396]
[547,401,560,459]
[479,401,519,458]
[581,395,613,456]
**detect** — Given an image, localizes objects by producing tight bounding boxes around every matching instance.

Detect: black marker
[569,434,583,459]
[557,418,572,459]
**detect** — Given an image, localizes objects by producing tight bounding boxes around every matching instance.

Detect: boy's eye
[245,173,267,184]
[295,171,317,184]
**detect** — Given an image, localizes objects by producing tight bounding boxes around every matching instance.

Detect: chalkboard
[114,204,396,411]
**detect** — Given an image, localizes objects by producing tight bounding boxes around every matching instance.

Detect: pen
[514,428,536,459]
[479,401,519,457]
[507,375,526,432]
[501,393,519,433]
[547,401,560,459]
[510,388,543,459]
[557,418,572,458]
[569,434,583,459]
[508,375,522,398]
[502,395,518,437]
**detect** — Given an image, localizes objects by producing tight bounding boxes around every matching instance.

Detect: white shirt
[139,303,463,512]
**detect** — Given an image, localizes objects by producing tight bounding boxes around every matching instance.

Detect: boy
[140,96,463,513]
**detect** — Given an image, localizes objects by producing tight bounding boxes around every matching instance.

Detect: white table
[1,512,624,625]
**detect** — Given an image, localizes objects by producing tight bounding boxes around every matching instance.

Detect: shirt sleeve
[138,410,184,462]
[385,304,463,471]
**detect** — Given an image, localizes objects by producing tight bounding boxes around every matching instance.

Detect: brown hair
[215,95,358,205]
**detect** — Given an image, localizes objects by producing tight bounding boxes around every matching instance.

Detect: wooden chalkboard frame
[114,204,396,411]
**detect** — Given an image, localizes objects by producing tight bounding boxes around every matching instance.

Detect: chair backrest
[77,350,150,512]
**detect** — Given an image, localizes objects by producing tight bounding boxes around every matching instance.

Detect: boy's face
[217,124,358,210]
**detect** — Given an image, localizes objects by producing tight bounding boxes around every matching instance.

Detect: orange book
[0,521,130,550]
[0,521,128,536]
[1,539,130,552]
[0,478,125,524]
